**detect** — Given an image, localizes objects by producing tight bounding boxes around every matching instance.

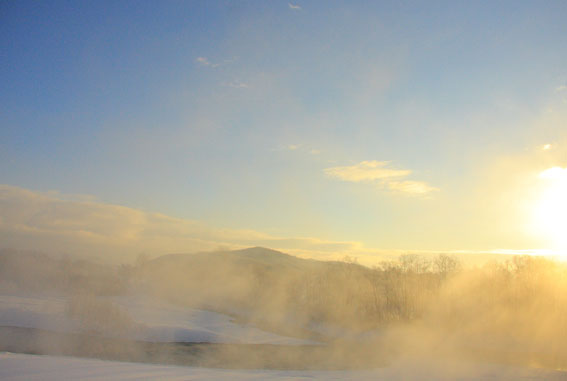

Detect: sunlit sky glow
[532,167,567,250]
[1,1,567,263]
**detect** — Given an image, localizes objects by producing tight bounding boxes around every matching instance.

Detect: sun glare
[532,167,567,250]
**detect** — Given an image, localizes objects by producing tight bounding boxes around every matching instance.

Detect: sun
[532,167,567,250]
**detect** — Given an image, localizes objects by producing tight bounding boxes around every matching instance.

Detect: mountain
[146,247,316,271]
[133,247,324,310]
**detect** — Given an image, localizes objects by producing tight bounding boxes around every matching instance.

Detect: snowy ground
[2,292,567,379]
[0,293,312,345]
[1,352,566,380]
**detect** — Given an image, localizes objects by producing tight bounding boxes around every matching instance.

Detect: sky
[1,1,567,264]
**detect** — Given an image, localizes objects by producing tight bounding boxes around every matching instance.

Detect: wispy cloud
[556,84,567,92]
[0,185,362,261]
[324,161,410,182]
[195,56,211,66]
[539,166,567,180]
[281,144,321,155]
[324,160,438,195]
[195,56,220,68]
[386,180,439,195]
[287,144,301,151]
[288,3,302,10]
[225,80,250,89]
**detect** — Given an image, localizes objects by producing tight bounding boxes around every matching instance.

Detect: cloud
[0,185,362,262]
[324,160,437,195]
[539,166,567,181]
[287,144,301,151]
[225,80,249,89]
[386,180,439,195]
[282,144,322,155]
[324,161,410,182]
[542,143,553,150]
[288,3,302,10]
[556,85,567,92]
[2,185,533,267]
[195,57,220,68]
[195,57,211,66]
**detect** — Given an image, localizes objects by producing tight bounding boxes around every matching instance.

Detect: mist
[4,1,567,378]
[2,246,567,377]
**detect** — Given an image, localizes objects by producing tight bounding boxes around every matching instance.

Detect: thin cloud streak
[324,161,410,182]
[225,80,250,89]
[195,56,220,68]
[287,144,301,151]
[386,180,439,195]
[324,160,438,195]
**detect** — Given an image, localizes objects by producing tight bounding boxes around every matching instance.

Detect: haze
[1,1,567,379]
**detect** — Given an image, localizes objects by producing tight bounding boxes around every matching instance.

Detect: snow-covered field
[2,292,567,379]
[1,352,566,380]
[0,293,312,345]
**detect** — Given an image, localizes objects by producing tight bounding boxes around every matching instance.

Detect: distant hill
[133,247,331,310]
[147,247,319,271]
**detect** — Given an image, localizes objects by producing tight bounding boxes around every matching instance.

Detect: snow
[0,293,313,345]
[0,294,78,332]
[1,352,566,380]
[2,292,567,379]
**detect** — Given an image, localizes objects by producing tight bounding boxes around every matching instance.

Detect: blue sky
[2,1,567,262]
